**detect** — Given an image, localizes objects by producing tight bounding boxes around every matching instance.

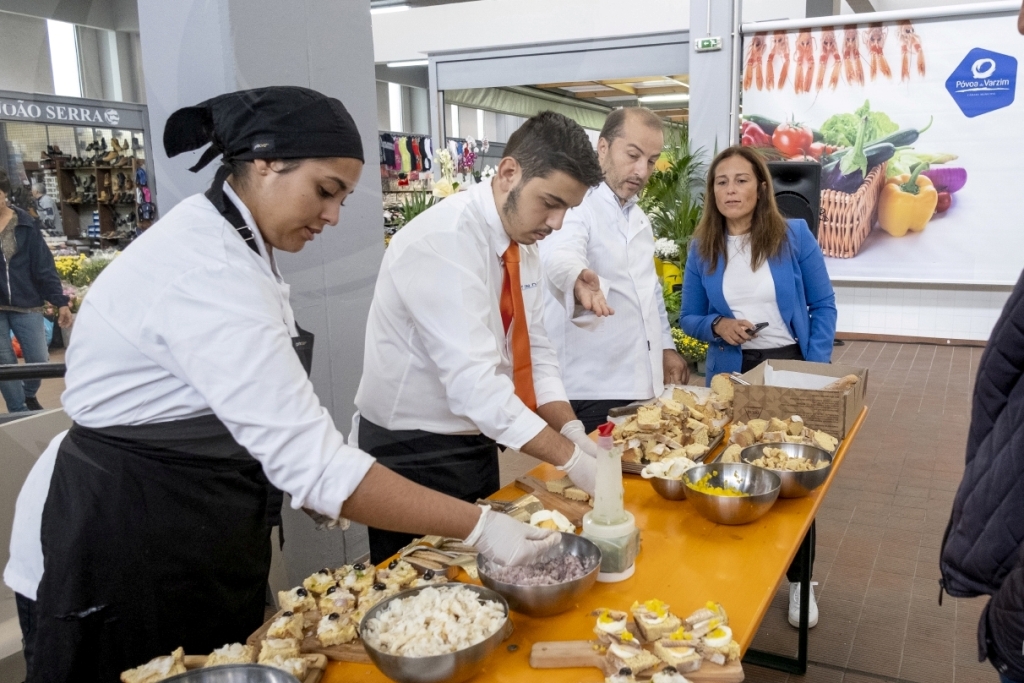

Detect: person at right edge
[681,145,837,629]
[940,15,1024,682]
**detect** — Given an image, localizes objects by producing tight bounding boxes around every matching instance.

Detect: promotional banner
[740,12,1023,284]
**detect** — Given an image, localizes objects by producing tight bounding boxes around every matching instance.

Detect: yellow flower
[654,153,671,173]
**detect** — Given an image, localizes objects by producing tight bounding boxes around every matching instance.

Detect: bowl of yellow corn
[682,463,781,525]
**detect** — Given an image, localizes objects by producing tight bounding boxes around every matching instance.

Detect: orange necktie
[500,242,537,411]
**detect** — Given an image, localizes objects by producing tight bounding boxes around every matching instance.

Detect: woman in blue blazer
[682,146,836,383]
[681,145,836,630]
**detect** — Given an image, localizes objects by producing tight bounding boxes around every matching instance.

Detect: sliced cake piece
[261,655,309,680]
[319,584,356,614]
[318,611,358,646]
[302,567,336,595]
[267,610,304,640]
[119,647,186,683]
[277,586,315,613]
[257,638,300,663]
[204,642,254,667]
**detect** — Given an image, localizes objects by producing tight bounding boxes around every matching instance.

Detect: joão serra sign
[0,92,146,130]
[740,11,1023,285]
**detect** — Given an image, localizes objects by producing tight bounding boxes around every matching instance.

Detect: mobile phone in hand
[747,322,769,335]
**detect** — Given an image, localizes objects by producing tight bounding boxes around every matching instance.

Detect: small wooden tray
[247,609,371,664]
[530,640,744,682]
[514,475,593,527]
[183,653,328,683]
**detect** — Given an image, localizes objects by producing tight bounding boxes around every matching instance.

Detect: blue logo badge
[945,48,1017,118]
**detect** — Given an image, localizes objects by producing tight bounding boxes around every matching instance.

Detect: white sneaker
[788,581,818,628]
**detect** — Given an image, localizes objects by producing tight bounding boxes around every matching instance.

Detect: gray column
[688,0,737,159]
[137,0,385,582]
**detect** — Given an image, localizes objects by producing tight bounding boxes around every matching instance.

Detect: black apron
[359,417,499,564]
[28,174,314,683]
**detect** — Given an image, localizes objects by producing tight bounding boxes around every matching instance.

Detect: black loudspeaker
[767,161,821,239]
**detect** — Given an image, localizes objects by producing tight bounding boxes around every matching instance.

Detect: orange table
[323,407,868,683]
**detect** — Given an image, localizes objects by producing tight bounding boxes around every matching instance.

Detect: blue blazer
[681,219,837,385]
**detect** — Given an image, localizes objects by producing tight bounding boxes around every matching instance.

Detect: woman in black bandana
[7,87,557,683]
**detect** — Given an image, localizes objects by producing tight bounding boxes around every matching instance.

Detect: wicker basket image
[818,162,888,258]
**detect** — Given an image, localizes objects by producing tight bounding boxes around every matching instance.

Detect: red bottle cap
[597,422,615,437]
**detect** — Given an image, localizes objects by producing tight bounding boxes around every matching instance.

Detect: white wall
[0,11,54,94]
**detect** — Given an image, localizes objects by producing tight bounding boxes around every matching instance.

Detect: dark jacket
[941,268,1024,679]
[681,219,837,385]
[0,206,69,310]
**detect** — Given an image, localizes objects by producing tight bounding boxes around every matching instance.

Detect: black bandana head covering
[163,86,364,172]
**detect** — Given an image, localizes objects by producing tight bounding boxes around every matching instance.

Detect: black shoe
[24,396,42,411]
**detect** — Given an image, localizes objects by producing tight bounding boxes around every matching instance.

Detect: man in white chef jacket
[540,107,689,433]
[355,111,606,562]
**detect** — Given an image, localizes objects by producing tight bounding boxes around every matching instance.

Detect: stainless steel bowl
[740,442,833,498]
[359,583,509,683]
[649,475,688,501]
[165,666,299,683]
[477,532,600,617]
[682,463,781,525]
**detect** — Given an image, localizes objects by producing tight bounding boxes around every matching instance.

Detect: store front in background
[0,90,155,248]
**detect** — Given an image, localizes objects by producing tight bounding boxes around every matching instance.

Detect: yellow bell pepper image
[877,164,938,237]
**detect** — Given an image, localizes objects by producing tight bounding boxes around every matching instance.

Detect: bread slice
[631,599,683,642]
[546,476,573,494]
[563,486,591,502]
[731,426,755,448]
[686,419,709,446]
[593,608,631,644]
[205,643,254,667]
[637,405,662,431]
[660,398,685,417]
[318,611,358,646]
[258,638,301,663]
[787,417,805,436]
[120,647,187,683]
[653,640,703,672]
[823,374,860,392]
[606,642,662,675]
[746,419,768,440]
[767,418,788,433]
[302,567,336,595]
[278,586,316,612]
[267,611,304,640]
[720,444,743,464]
[319,585,356,614]
[813,430,839,453]
[683,444,709,460]
[762,430,786,443]
[673,388,700,410]
[261,655,309,680]
[710,374,734,402]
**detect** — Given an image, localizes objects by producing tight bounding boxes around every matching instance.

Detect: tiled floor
[745,341,996,683]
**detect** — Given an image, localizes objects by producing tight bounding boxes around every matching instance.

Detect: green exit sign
[696,37,723,52]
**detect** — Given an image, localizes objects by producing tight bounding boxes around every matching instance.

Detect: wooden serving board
[514,475,593,527]
[247,608,371,664]
[530,641,744,682]
[182,653,328,683]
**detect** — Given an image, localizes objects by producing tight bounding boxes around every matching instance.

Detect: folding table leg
[742,523,812,674]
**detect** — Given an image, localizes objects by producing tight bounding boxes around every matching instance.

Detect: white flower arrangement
[654,237,680,261]
[432,179,457,198]
[481,165,496,179]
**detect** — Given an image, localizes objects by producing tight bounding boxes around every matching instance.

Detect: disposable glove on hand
[464,505,560,566]
[560,419,599,458]
[556,444,597,498]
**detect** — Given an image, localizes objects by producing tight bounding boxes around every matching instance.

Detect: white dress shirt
[539,182,675,400]
[355,179,568,450]
[4,184,375,600]
[722,233,797,350]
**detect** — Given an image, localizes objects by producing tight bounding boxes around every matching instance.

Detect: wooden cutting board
[247,609,371,663]
[183,653,328,683]
[514,475,593,527]
[530,641,744,682]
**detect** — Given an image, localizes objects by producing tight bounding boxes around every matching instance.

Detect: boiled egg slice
[704,625,733,649]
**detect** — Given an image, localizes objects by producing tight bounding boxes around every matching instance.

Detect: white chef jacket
[355,179,568,450]
[4,183,375,600]
[539,182,675,400]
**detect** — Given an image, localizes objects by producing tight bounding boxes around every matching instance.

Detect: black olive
[325,586,337,595]
[619,667,633,675]
[640,457,650,465]
[423,570,435,580]
[282,610,294,617]
[664,666,678,674]
[373,582,386,591]
[328,612,340,621]
[353,562,366,571]
[388,559,399,569]
[320,567,331,574]
[295,587,308,597]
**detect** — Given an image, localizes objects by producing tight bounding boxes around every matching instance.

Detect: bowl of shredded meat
[477,532,601,617]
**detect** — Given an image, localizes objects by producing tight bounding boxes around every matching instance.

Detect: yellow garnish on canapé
[669,627,693,641]
[644,599,668,617]
[621,632,635,642]
[598,611,614,624]
[708,628,727,639]
[706,601,718,611]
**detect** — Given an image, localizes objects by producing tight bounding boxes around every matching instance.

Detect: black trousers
[570,399,639,434]
[359,418,500,564]
[16,592,35,679]
[741,344,815,583]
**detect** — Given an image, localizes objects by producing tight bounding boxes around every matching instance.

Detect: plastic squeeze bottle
[582,422,640,582]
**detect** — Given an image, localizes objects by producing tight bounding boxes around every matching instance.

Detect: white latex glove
[560,419,600,458]
[556,444,597,498]
[464,505,560,566]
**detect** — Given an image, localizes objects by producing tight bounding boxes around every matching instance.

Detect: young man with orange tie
[355,112,605,562]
